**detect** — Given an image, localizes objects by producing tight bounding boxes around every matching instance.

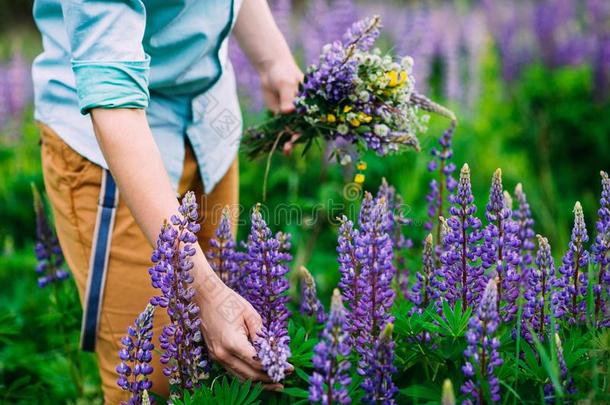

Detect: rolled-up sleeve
[61,0,150,114]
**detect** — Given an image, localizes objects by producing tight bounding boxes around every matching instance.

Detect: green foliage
[2,25,610,405]
[173,377,263,405]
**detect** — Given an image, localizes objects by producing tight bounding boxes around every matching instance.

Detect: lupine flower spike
[354,193,395,364]
[243,204,292,382]
[480,168,521,321]
[377,178,413,259]
[425,123,457,237]
[503,191,513,211]
[361,323,398,405]
[513,183,535,281]
[543,334,576,402]
[461,278,503,404]
[337,215,362,340]
[442,379,456,405]
[117,304,156,405]
[430,216,451,308]
[148,192,208,392]
[553,201,589,325]
[309,289,352,405]
[32,184,69,287]
[207,207,240,290]
[440,164,483,308]
[299,266,326,323]
[411,234,435,312]
[377,179,413,301]
[593,171,610,324]
[523,235,554,343]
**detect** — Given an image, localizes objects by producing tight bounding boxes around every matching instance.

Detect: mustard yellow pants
[39,124,238,404]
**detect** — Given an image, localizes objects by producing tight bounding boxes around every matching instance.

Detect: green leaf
[282,387,310,399]
[529,327,563,398]
[399,384,439,401]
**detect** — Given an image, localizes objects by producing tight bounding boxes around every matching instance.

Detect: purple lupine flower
[116,304,155,405]
[411,234,435,311]
[207,207,240,290]
[299,16,380,106]
[6,52,31,119]
[424,122,457,238]
[337,215,364,340]
[553,201,590,325]
[513,183,536,281]
[243,205,291,382]
[299,266,326,324]
[439,164,484,308]
[309,289,352,405]
[429,216,451,309]
[32,184,69,288]
[377,178,413,294]
[543,334,576,403]
[461,278,503,404]
[148,192,208,392]
[480,169,521,321]
[522,235,554,343]
[342,15,380,52]
[361,323,397,405]
[594,171,610,323]
[353,193,395,357]
[377,178,412,251]
[299,39,356,106]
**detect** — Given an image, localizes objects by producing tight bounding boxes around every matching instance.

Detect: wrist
[192,252,227,305]
[254,48,294,75]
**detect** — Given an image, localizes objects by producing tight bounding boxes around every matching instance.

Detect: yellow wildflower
[354,173,365,184]
[358,112,372,123]
[399,70,408,84]
[349,118,361,127]
[326,114,336,123]
[387,70,408,87]
[357,161,367,171]
[387,70,399,87]
[343,105,352,113]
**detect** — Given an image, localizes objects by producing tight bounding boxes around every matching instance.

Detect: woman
[32,0,303,402]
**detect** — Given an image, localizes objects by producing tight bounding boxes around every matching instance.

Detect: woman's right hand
[194,263,283,390]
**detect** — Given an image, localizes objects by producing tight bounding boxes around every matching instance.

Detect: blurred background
[1,0,609,402]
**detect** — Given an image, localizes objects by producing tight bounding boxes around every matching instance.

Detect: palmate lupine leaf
[287,321,316,370]
[173,377,263,405]
[393,301,439,338]
[430,300,473,338]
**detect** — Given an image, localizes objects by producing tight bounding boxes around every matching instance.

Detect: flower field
[1,0,610,404]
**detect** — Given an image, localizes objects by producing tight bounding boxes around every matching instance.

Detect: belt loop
[80,169,118,352]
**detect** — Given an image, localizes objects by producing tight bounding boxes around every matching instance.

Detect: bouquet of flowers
[242,15,456,165]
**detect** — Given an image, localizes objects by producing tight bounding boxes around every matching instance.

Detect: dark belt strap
[80,169,118,352]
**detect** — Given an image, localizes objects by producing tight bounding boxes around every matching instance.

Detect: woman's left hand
[258,56,303,114]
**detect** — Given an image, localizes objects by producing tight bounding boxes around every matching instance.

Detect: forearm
[90,108,219,295]
[233,0,293,72]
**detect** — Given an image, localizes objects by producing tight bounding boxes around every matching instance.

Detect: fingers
[262,89,280,114]
[232,340,264,371]
[282,132,301,156]
[278,85,297,114]
[263,383,284,392]
[228,356,274,383]
[243,305,262,342]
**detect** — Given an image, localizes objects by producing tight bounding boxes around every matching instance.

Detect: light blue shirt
[32,0,244,193]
